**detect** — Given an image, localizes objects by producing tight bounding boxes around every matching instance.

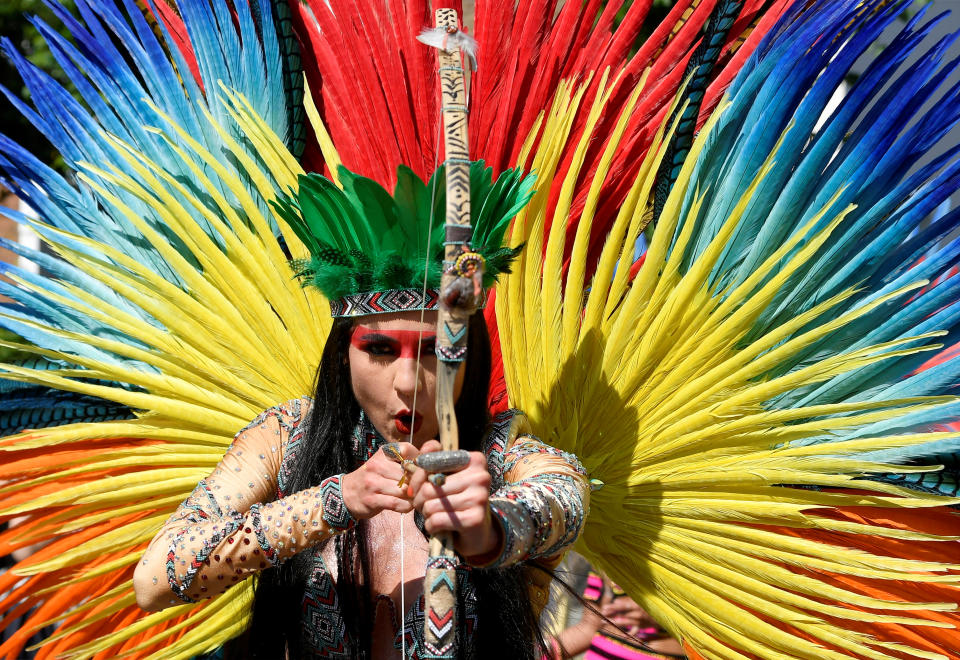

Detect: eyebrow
[355,332,436,343]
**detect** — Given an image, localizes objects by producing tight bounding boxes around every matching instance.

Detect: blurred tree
[0,0,76,172]
[0,329,30,362]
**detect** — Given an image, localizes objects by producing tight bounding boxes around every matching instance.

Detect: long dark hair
[241,314,544,659]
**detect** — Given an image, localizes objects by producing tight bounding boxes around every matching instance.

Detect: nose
[393,356,424,399]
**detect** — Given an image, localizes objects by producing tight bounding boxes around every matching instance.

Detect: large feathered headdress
[4,2,960,659]
[274,162,533,316]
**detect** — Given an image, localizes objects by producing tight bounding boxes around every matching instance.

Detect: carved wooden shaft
[424,7,472,660]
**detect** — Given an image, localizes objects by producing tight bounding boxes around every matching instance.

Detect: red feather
[139,0,203,89]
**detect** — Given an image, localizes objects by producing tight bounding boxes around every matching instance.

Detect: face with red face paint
[348,311,465,447]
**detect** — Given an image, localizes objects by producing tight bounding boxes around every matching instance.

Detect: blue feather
[664,0,960,486]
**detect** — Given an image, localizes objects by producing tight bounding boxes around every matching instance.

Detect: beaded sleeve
[481,411,590,569]
[133,398,354,609]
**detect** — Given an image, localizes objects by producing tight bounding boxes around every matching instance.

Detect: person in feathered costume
[1,0,960,659]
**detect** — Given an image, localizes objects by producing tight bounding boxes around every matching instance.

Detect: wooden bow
[421,7,479,659]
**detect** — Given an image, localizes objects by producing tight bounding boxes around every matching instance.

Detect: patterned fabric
[263,398,308,496]
[138,399,353,607]
[502,437,585,478]
[302,549,351,658]
[329,287,490,319]
[350,411,387,465]
[397,566,479,660]
[141,401,587,654]
[247,503,280,565]
[484,435,589,567]
[330,288,440,317]
[483,409,523,489]
[319,474,356,531]
[299,551,479,660]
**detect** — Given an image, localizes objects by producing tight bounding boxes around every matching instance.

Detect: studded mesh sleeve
[133,400,355,610]
[484,434,590,569]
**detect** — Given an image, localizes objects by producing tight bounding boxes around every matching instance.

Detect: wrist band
[319,474,357,531]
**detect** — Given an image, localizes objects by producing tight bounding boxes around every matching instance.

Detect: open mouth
[394,410,423,435]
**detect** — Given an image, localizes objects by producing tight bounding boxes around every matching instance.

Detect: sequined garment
[136,399,589,656]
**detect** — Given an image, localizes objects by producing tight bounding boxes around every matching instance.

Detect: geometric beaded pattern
[482,409,520,489]
[302,550,351,658]
[436,344,468,363]
[422,577,456,658]
[531,473,586,557]
[485,471,587,568]
[247,503,279,565]
[319,474,356,531]
[166,510,243,603]
[300,559,478,659]
[329,287,491,318]
[482,435,588,568]
[329,287,440,317]
[398,566,477,660]
[288,407,582,657]
[501,439,587,478]
[351,412,387,465]
[270,399,307,496]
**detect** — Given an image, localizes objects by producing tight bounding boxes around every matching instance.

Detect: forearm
[134,474,354,610]
[481,437,589,567]
[550,620,600,659]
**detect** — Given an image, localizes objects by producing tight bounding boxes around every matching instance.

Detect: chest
[311,512,440,659]
[320,511,429,601]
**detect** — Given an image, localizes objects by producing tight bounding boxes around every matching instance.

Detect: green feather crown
[273,161,535,302]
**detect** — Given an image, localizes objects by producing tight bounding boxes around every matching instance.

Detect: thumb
[384,441,421,461]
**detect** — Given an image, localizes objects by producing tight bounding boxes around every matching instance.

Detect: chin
[405,429,438,448]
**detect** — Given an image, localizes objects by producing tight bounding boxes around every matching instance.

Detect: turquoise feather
[659,0,960,495]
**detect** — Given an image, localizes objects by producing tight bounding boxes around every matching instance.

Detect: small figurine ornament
[440,248,485,312]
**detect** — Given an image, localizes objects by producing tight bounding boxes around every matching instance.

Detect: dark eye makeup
[358,339,397,356]
[354,333,436,358]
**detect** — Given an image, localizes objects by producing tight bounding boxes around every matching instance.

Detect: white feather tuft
[417,26,478,70]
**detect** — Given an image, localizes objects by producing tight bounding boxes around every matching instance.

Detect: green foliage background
[0,1,76,171]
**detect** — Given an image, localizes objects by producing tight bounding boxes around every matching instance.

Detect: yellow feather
[303,77,343,188]
[497,78,960,658]
[18,514,171,573]
[34,591,138,649]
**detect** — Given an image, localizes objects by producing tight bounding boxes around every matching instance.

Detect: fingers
[419,439,442,454]
[372,443,419,485]
[411,469,488,511]
[419,489,484,518]
[372,494,415,514]
[406,439,440,496]
[412,476,459,509]
[377,441,419,466]
[342,443,423,519]
[598,583,613,606]
[411,451,491,540]
[600,601,651,629]
[410,451,488,504]
[422,501,490,535]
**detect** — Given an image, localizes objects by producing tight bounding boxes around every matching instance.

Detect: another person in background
[546,570,685,660]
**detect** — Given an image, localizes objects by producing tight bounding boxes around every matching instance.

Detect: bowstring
[401,70,446,660]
